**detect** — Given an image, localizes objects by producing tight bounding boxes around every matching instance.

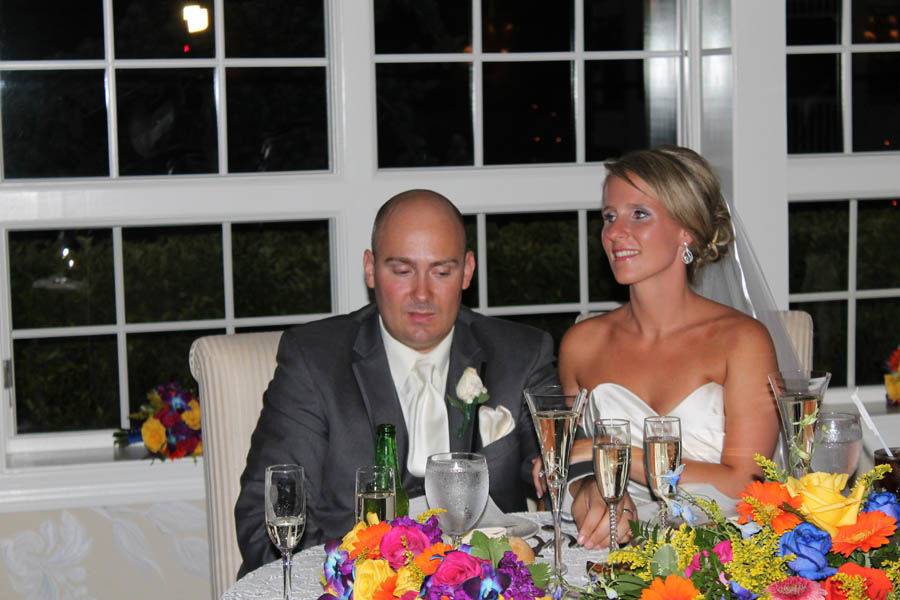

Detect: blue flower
[728,580,758,600]
[669,499,699,525]
[778,522,837,580]
[736,520,762,539]
[863,491,900,522]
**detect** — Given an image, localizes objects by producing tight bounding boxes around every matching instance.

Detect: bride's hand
[572,482,635,550]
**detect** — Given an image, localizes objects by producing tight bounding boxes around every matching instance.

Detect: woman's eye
[633,209,650,219]
[602,212,616,224]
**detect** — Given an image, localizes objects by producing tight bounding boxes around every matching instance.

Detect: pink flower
[684,540,733,577]
[767,576,825,600]
[379,525,431,570]
[430,550,484,586]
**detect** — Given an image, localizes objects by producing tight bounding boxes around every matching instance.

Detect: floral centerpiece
[318,511,551,600]
[114,381,202,460]
[885,346,900,404]
[585,456,900,600]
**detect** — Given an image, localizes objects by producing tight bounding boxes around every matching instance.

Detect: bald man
[234,190,557,576]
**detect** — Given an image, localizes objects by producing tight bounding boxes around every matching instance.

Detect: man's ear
[363,249,376,289]
[462,250,476,290]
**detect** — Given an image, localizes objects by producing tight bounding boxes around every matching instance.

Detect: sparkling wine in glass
[265,464,306,600]
[593,419,631,552]
[524,384,588,587]
[355,465,397,523]
[769,370,832,477]
[424,452,489,546]
[643,416,682,525]
[811,411,862,475]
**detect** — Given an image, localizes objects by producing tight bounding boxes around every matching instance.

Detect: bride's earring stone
[681,242,694,265]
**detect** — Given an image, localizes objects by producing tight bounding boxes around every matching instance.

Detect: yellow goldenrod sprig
[754,453,787,483]
[830,573,869,600]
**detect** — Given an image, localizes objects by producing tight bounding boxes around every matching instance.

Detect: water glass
[874,448,900,495]
[810,411,862,475]
[265,464,306,600]
[355,465,397,523]
[424,452,489,546]
[592,419,631,552]
[769,370,832,477]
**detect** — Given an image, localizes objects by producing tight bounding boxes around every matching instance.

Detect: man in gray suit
[234,189,556,576]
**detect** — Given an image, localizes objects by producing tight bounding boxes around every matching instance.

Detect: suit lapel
[445,315,485,452]
[351,311,410,469]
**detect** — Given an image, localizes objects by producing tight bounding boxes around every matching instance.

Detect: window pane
[9,229,115,329]
[374,0,471,53]
[0,0,103,60]
[585,0,677,51]
[787,0,841,45]
[786,54,842,154]
[232,220,331,317]
[376,63,473,168]
[788,201,848,293]
[852,0,900,44]
[123,225,224,322]
[858,199,900,290]
[126,329,221,414]
[499,313,577,356]
[702,0,731,49]
[225,0,324,57]
[226,67,328,173]
[1,70,109,179]
[587,210,629,303]
[852,53,900,152]
[857,298,900,386]
[116,69,218,176]
[483,61,574,165]
[585,58,677,162]
[14,335,119,433]
[114,0,215,58]
[486,212,578,306]
[462,215,479,309]
[483,0,572,52]
[790,301,847,387]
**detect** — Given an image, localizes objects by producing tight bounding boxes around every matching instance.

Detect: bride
[550,146,780,549]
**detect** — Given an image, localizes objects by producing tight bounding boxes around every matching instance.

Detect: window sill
[0,445,205,513]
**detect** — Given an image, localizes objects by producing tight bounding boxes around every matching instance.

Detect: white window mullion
[574,0,585,164]
[847,199,858,386]
[577,209,588,307]
[102,0,119,178]
[472,0,484,167]
[221,223,235,334]
[476,212,487,309]
[214,0,228,175]
[112,227,130,428]
[841,0,852,155]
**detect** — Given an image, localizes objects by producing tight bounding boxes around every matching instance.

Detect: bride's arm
[676,319,780,498]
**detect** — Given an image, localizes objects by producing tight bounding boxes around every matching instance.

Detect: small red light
[183,44,190,54]
[892,199,898,207]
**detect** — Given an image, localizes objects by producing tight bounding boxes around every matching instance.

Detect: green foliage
[527,562,551,590]
[650,544,679,577]
[466,531,508,567]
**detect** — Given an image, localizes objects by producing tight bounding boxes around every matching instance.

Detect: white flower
[455,367,487,404]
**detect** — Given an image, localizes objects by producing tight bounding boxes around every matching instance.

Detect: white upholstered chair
[189,331,282,600]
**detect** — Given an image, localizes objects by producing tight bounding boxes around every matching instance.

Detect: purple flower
[730,579,759,600]
[462,564,509,600]
[322,540,352,599]
[863,491,900,522]
[778,523,837,581]
[497,551,544,600]
[420,515,444,544]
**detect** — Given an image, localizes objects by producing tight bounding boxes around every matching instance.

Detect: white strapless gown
[584,381,726,501]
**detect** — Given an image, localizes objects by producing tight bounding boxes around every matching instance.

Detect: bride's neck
[627,275,697,336]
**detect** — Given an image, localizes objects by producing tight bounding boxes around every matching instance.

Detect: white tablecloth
[223,512,606,600]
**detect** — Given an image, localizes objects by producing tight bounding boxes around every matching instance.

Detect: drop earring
[682,242,694,265]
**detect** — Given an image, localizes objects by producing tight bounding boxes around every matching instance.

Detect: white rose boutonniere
[447,366,490,438]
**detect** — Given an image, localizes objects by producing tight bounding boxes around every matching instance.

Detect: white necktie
[404,360,449,477]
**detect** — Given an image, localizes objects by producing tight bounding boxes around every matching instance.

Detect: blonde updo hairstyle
[604,145,733,282]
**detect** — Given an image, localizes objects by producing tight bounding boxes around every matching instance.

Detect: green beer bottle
[374,423,409,517]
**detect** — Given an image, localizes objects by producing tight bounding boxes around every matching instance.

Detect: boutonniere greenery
[447,366,490,439]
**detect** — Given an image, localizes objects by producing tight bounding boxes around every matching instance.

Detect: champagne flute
[265,464,306,600]
[769,370,832,477]
[593,419,631,552]
[355,465,397,522]
[643,416,682,526]
[424,452,489,546]
[524,384,588,587]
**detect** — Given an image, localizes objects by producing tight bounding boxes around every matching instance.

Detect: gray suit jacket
[234,304,556,577]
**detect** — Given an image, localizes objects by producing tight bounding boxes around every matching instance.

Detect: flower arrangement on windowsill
[318,510,551,600]
[885,346,900,406]
[583,456,900,600]
[114,382,202,461]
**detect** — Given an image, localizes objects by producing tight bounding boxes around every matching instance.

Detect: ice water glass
[424,452,489,546]
[355,465,397,523]
[811,411,862,475]
[593,419,631,552]
[265,464,306,600]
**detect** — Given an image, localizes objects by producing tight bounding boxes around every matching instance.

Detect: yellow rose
[192,441,203,456]
[182,399,201,430]
[395,566,423,596]
[352,559,393,600]
[141,417,167,453]
[785,472,865,536]
[339,521,367,552]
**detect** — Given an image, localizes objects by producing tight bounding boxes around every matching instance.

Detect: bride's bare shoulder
[697,298,775,353]
[561,306,627,351]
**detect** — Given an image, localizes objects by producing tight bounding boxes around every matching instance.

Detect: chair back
[189,331,282,600]
[778,309,813,372]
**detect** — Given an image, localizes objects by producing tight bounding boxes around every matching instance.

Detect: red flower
[737,481,803,533]
[831,511,896,556]
[430,551,484,586]
[888,347,900,373]
[155,406,180,429]
[824,563,892,600]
